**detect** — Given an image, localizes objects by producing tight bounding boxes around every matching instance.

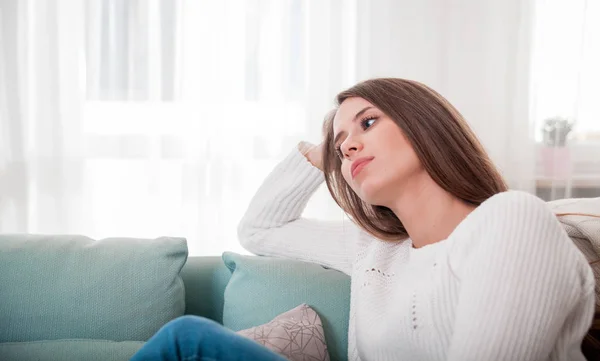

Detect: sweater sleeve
[237,147,359,275]
[446,191,595,361]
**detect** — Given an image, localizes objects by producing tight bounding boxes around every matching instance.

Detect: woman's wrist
[297,141,323,170]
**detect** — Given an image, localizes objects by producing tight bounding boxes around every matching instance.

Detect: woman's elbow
[236,219,263,252]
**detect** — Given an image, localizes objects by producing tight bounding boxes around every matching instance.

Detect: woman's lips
[351,157,374,178]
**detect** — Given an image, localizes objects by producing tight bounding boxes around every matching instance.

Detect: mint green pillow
[0,339,145,361]
[222,252,351,361]
[0,234,187,342]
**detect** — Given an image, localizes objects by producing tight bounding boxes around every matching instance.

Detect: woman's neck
[389,174,476,249]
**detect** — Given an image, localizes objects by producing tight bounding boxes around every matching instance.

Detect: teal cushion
[0,339,145,361]
[0,234,187,342]
[222,252,351,361]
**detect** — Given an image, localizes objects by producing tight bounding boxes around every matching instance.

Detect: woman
[131,78,595,361]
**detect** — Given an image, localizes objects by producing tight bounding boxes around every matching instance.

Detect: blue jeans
[130,315,288,361]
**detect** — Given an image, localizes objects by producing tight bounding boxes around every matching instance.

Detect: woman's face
[332,97,423,206]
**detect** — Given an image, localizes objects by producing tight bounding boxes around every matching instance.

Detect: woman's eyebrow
[333,106,374,144]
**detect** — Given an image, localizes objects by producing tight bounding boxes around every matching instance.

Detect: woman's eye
[362,117,376,129]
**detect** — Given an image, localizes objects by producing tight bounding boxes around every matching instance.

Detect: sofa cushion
[0,234,187,342]
[0,339,144,361]
[237,303,331,361]
[222,252,350,361]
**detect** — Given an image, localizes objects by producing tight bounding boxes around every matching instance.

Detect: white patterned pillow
[237,304,330,361]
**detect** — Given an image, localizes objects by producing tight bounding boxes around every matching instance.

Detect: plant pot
[540,146,572,178]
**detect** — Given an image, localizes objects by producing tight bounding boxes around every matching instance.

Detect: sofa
[0,235,351,361]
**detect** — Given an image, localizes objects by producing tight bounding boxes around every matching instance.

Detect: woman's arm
[237,144,360,275]
[447,191,595,361]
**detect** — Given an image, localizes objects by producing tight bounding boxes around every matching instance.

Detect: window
[531,0,600,141]
[79,0,356,253]
[531,0,600,199]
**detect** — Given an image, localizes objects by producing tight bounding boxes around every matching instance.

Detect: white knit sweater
[238,148,596,361]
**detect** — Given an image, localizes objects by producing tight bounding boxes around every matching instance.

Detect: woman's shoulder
[449,190,570,261]
[448,191,551,239]
[480,189,547,210]
[451,190,585,263]
[449,190,595,295]
[466,190,552,227]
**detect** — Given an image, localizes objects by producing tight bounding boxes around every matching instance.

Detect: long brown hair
[322,78,508,241]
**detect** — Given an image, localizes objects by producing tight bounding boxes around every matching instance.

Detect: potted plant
[540,116,574,178]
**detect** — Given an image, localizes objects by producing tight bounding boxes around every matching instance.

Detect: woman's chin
[354,179,389,206]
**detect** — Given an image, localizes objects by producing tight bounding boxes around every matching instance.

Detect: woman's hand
[298,141,324,171]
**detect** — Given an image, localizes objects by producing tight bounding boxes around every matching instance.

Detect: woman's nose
[341,136,363,158]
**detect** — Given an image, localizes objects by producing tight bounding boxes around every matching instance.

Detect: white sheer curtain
[85,0,180,101]
[0,0,356,255]
[2,0,598,255]
[0,0,85,234]
[531,0,600,200]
